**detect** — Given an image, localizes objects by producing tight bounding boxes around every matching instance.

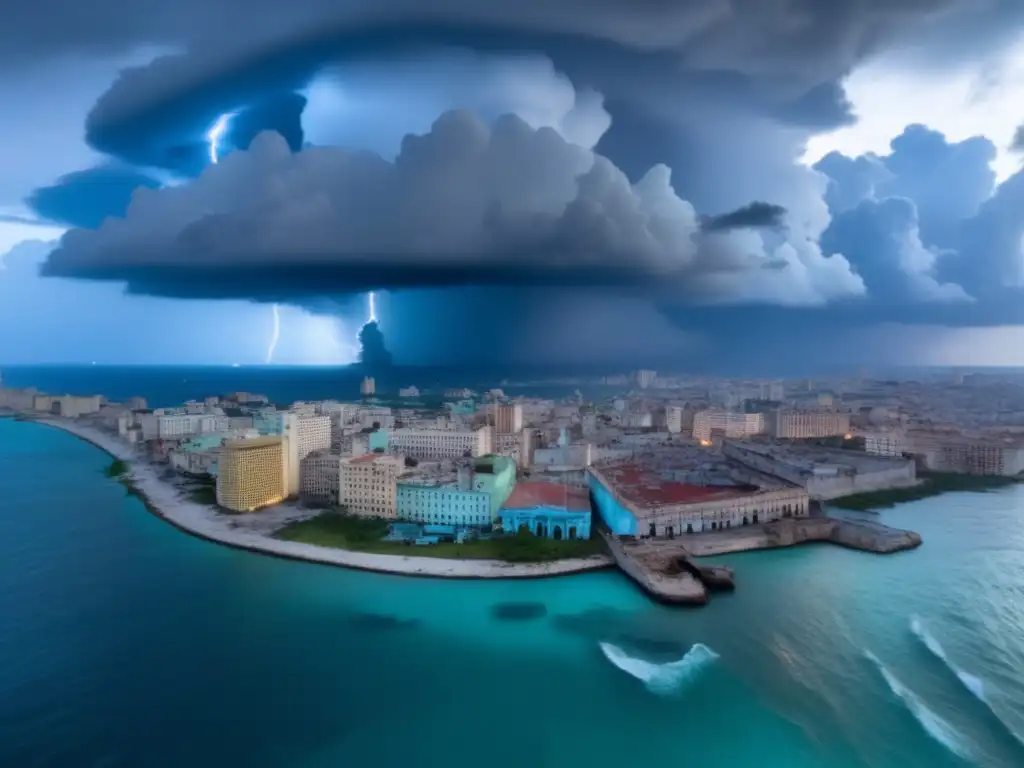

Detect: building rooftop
[597,462,754,508]
[502,482,591,512]
[223,436,282,450]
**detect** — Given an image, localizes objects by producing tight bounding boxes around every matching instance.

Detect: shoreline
[29,417,614,581]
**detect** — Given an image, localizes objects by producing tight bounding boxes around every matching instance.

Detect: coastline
[30,418,614,580]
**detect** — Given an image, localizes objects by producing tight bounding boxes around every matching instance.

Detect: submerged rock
[348,612,420,631]
[491,601,548,621]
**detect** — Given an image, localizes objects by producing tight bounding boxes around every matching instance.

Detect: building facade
[300,452,341,505]
[499,482,592,540]
[360,377,376,396]
[396,484,492,526]
[216,437,288,512]
[338,454,402,517]
[281,413,332,496]
[494,403,523,434]
[864,429,906,457]
[383,427,492,460]
[770,410,851,439]
[692,410,764,442]
[588,465,808,537]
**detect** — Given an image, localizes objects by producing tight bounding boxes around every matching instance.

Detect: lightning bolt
[207,111,282,363]
[207,113,234,165]
[266,304,281,364]
[368,291,377,324]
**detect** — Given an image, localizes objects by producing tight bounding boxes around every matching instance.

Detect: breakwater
[684,516,922,558]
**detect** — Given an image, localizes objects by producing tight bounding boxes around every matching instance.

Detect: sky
[2,1,1024,371]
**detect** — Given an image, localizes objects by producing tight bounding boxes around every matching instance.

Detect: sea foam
[863,648,973,760]
[599,641,719,695]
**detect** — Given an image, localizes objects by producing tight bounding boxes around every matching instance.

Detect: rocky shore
[32,418,613,580]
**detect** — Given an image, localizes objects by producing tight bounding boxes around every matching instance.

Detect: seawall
[685,516,922,558]
[29,418,614,581]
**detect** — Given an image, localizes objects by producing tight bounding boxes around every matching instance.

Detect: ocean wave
[910,615,986,702]
[863,648,973,760]
[599,641,719,695]
[911,615,1024,748]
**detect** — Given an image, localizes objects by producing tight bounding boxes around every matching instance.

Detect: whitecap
[864,648,973,760]
[910,615,986,702]
[599,641,719,695]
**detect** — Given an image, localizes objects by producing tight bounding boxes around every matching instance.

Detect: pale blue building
[396,484,492,526]
[499,482,592,540]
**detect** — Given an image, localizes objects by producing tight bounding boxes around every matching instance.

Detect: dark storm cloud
[60,0,1023,174]
[44,112,860,304]
[701,202,786,233]
[25,165,162,229]
[229,92,307,152]
[1012,124,1024,153]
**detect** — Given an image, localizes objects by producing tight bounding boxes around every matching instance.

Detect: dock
[600,531,735,606]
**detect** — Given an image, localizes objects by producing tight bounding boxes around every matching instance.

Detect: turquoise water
[2,417,1024,767]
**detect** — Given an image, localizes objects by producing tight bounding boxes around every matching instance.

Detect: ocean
[3,381,1024,766]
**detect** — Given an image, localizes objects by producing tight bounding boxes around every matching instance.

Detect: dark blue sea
[0,364,612,408]
[3,373,1024,766]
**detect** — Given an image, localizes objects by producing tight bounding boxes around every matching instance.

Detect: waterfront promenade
[34,418,613,580]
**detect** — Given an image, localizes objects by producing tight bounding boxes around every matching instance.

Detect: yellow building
[216,436,288,512]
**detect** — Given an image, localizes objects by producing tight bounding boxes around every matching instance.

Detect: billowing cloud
[42,111,862,306]
[1012,124,1024,153]
[26,165,162,229]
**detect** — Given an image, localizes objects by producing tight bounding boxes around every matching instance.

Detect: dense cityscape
[3,367,1022,601]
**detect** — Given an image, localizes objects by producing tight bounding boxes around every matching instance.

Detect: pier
[601,514,920,606]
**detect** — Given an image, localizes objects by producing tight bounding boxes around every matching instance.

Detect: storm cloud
[42,111,862,305]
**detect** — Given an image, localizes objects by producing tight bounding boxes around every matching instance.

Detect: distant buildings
[769,410,850,439]
[360,377,376,397]
[381,426,493,460]
[398,386,420,398]
[216,437,288,512]
[864,429,906,457]
[493,403,523,434]
[634,370,657,389]
[692,410,764,443]
[909,433,1024,476]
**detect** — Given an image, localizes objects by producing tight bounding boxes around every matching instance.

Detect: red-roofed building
[499,481,592,540]
[588,461,809,537]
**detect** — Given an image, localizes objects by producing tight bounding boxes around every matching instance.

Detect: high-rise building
[216,436,288,512]
[634,370,657,389]
[339,454,402,518]
[666,406,683,434]
[300,451,341,505]
[360,377,376,397]
[281,413,332,496]
[493,403,523,434]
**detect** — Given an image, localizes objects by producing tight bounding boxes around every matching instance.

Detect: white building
[360,377,376,396]
[864,429,906,457]
[666,406,684,434]
[693,410,764,442]
[386,427,492,460]
[770,410,850,439]
[157,414,227,439]
[399,386,420,398]
[634,370,657,389]
[279,413,332,496]
[339,454,402,518]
